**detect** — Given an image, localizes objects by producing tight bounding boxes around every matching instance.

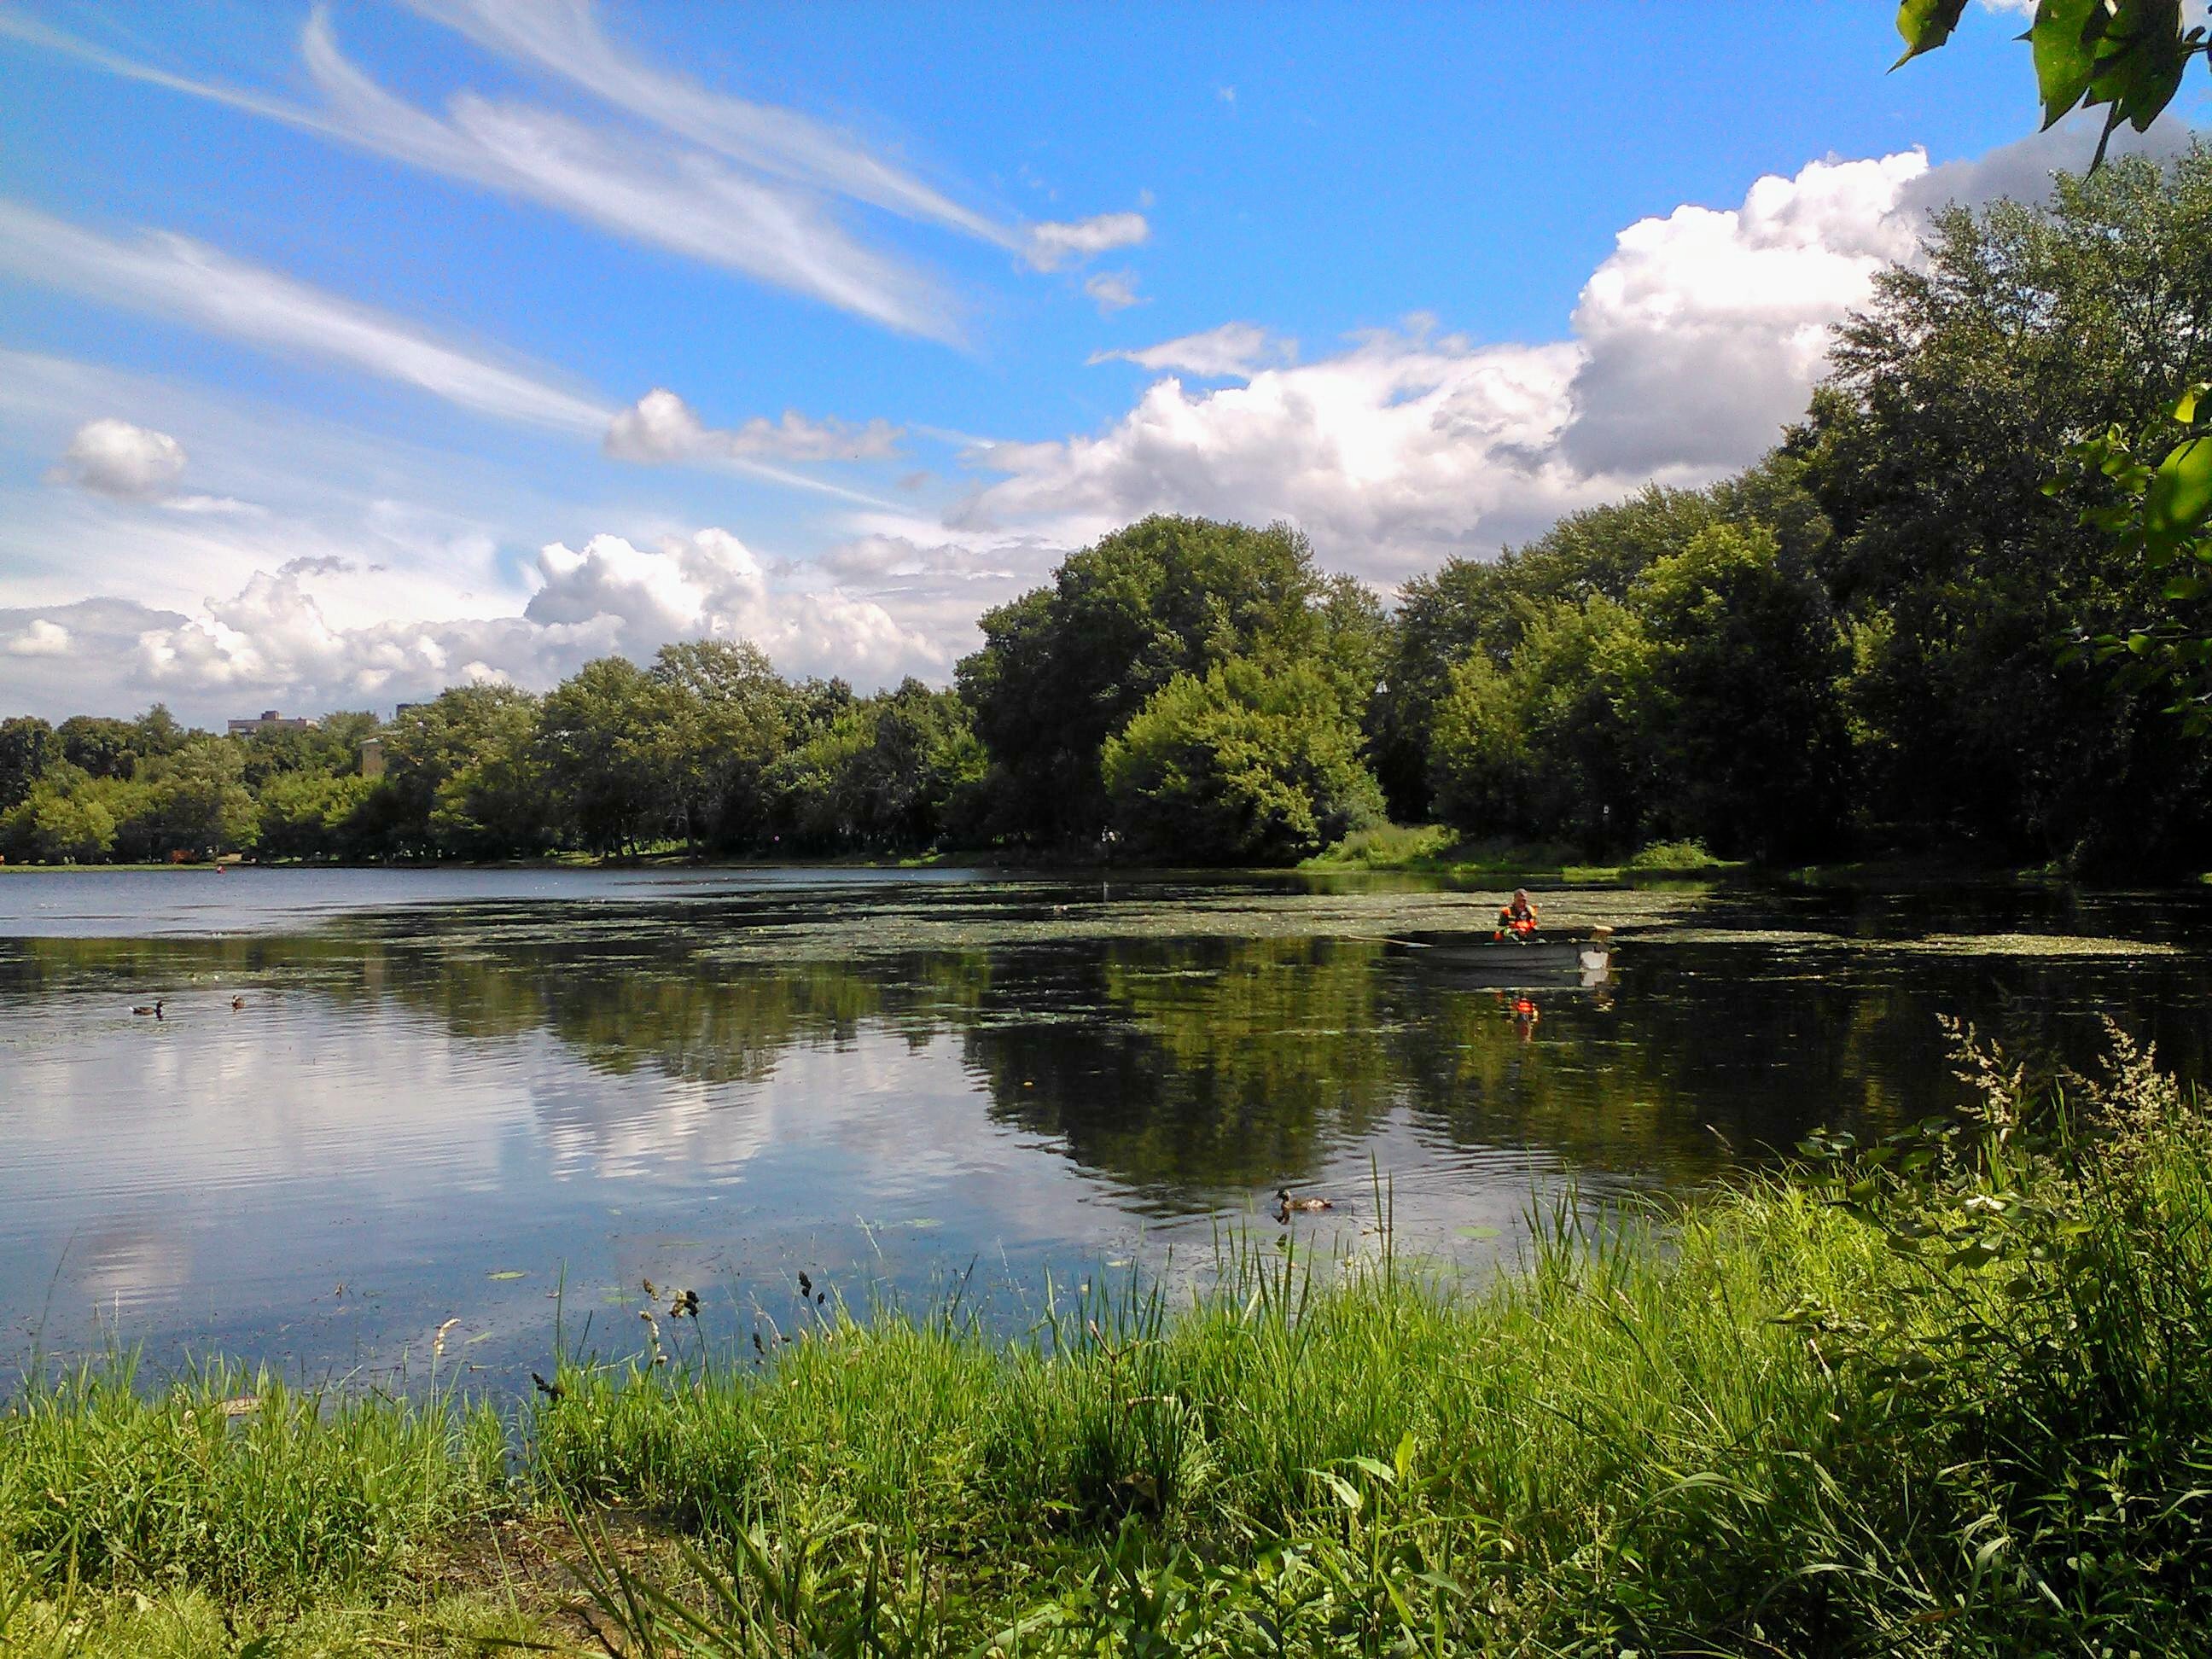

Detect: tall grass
[0,1357,505,1604]
[8,1027,2212,1651]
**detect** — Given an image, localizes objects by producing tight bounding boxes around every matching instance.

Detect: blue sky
[0,1,2202,722]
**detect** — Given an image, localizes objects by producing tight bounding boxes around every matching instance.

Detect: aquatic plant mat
[9,1027,2212,1655]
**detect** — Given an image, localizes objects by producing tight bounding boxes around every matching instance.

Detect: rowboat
[1399,928,1614,984]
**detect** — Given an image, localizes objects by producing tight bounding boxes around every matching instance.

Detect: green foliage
[1796,148,2212,864]
[1898,0,2209,166]
[2054,380,2212,732]
[1103,656,1382,864]
[538,657,677,856]
[0,765,119,864]
[771,679,986,853]
[1614,522,1853,857]
[253,771,377,862]
[108,741,257,860]
[0,1360,504,1604]
[959,515,1359,842]
[0,717,58,816]
[382,684,547,860]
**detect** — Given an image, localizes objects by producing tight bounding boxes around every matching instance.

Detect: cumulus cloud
[50,418,186,498]
[4,619,71,657]
[0,527,949,720]
[1557,150,1929,474]
[959,329,1589,583]
[1027,211,1150,271]
[1090,323,1296,378]
[1084,271,1144,313]
[961,118,2201,585]
[605,389,903,464]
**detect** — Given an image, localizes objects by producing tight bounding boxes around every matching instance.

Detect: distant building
[359,736,386,779]
[227,709,317,735]
[394,702,424,716]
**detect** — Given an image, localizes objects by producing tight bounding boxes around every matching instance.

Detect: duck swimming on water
[1275,1187,1333,1221]
[131,999,164,1020]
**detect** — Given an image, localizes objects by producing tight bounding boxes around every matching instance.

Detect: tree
[959,515,1345,841]
[0,765,116,863]
[0,716,56,815]
[383,685,548,859]
[1615,524,1853,859]
[1103,656,1383,864]
[538,658,674,856]
[1428,596,1644,849]
[1792,148,2212,861]
[112,740,257,859]
[57,715,143,780]
[648,639,795,848]
[1383,462,1830,824]
[771,681,987,853]
[257,771,378,861]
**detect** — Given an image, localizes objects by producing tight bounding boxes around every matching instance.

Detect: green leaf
[2084,0,2193,134]
[2030,0,2106,127]
[1895,0,1971,65]
[2146,435,2212,558]
[2176,382,2209,424]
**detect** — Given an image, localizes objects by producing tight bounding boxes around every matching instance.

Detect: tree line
[6,152,2212,871]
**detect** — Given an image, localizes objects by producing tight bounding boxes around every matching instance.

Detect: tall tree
[958,515,1355,841]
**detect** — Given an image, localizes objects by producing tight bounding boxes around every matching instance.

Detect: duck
[131,998,164,1020]
[1275,1187,1333,1220]
[230,995,247,1010]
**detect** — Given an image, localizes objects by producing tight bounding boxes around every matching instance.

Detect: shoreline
[9,1068,2209,1653]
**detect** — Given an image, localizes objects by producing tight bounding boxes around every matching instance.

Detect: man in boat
[1496,888,1539,941]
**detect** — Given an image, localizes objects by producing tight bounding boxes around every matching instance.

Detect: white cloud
[0,528,949,720]
[51,418,186,498]
[1027,212,1150,271]
[605,389,903,464]
[959,117,2203,586]
[1558,150,1930,474]
[0,200,611,433]
[1083,271,1144,313]
[4,619,71,657]
[404,0,1016,247]
[3,7,1140,337]
[295,12,959,340]
[1090,323,1295,378]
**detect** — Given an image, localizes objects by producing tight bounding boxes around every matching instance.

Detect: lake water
[3,867,2206,1390]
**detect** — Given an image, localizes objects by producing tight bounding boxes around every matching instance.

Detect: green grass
[1307,824,1742,884]
[9,1037,2212,1653]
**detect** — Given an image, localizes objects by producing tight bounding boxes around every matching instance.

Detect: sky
[0,0,2205,725]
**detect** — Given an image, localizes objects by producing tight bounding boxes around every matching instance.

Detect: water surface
[3,866,2203,1388]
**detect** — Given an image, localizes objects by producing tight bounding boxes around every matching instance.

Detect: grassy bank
[1304,823,1743,883]
[8,1033,2211,1655]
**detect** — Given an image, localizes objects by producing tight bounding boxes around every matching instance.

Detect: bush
[1103,656,1383,864]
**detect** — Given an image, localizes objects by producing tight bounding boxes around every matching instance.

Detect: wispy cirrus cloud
[0,199,613,432]
[1,3,1150,339]
[405,0,1016,247]
[0,208,902,504]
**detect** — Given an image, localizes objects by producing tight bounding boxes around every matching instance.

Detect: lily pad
[1453,1225,1504,1241]
[486,1270,528,1282]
